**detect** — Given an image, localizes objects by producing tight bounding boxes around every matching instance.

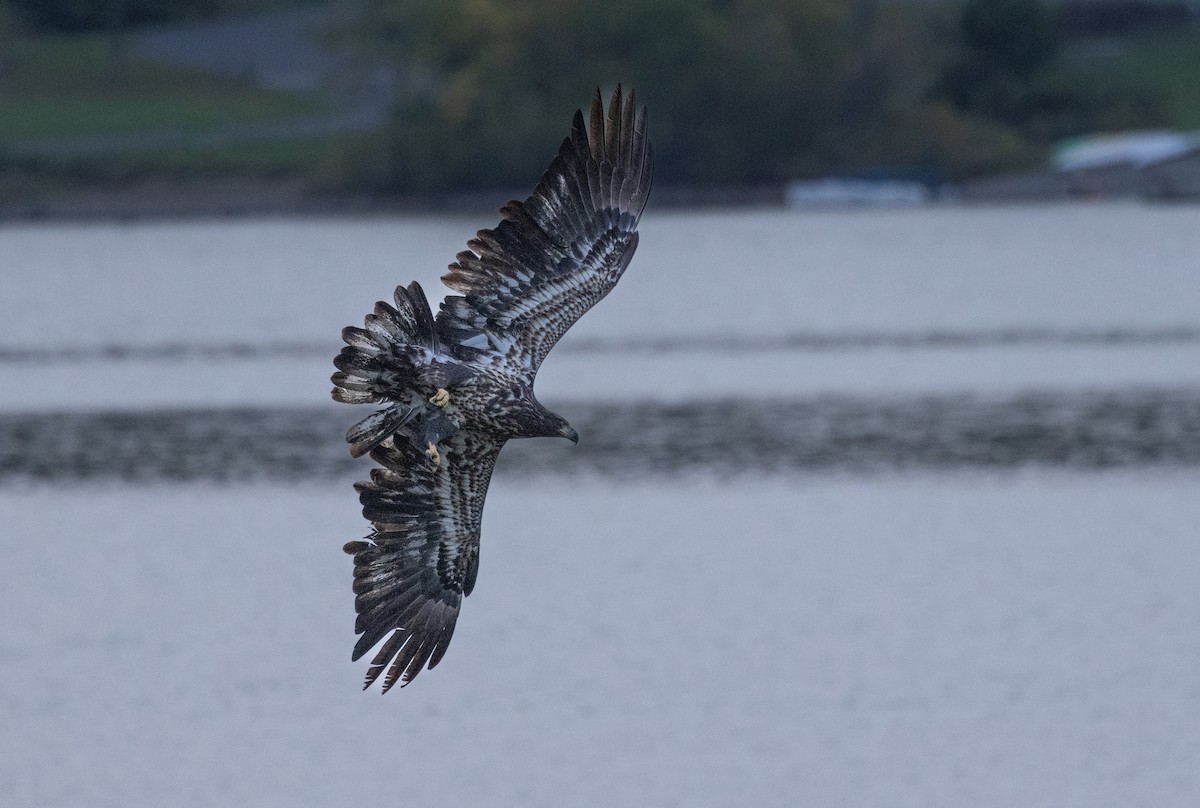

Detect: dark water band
[3,387,1199,484]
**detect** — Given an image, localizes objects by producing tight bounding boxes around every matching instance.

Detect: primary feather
[333,86,652,690]
[438,85,651,372]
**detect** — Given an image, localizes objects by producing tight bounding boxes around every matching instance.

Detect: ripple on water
[2,387,1199,484]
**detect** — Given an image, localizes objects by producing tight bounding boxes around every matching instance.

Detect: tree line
[346,0,1190,191]
[5,0,1194,191]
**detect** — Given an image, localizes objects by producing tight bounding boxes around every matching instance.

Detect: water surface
[2,205,1199,808]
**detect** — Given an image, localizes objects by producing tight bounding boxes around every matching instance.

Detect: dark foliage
[1057,1,1200,37]
[935,0,1174,147]
[353,0,852,191]
[939,0,1058,119]
[6,0,223,32]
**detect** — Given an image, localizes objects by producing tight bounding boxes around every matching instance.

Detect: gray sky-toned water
[2,203,1199,806]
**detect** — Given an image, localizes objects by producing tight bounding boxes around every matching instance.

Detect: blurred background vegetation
[1,0,1198,202]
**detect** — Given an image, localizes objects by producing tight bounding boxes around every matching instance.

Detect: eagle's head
[543,410,579,444]
[558,420,580,444]
[524,400,578,444]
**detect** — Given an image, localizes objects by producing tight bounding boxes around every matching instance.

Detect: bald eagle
[332,87,652,690]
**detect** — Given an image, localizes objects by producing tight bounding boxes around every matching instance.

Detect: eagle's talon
[424,442,441,468]
[429,388,450,408]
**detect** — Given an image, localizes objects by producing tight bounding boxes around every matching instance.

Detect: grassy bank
[1,4,1199,199]
[0,28,329,180]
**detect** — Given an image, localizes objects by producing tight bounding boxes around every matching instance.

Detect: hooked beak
[559,424,579,444]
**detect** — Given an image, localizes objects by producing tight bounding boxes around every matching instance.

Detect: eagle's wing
[343,431,502,691]
[437,85,653,374]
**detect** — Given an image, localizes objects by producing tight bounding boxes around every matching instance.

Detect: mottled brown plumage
[332,86,652,690]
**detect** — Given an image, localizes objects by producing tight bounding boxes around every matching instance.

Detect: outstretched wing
[343,431,502,691]
[437,85,653,374]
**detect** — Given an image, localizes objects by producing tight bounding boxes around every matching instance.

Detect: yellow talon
[424,442,441,468]
[430,388,450,407]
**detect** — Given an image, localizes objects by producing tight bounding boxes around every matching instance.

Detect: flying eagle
[332,87,652,691]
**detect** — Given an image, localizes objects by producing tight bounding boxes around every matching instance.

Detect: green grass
[88,135,347,179]
[0,33,327,144]
[1053,29,1200,132]
[3,134,363,189]
[1121,30,1200,129]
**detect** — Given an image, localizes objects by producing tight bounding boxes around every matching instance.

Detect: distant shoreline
[0,173,1189,223]
[0,180,794,222]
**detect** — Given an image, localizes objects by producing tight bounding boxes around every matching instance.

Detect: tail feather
[331,282,442,407]
[345,405,420,458]
[399,282,438,352]
[333,280,473,456]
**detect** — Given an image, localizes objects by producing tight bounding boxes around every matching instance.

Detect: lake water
[2,204,1199,807]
